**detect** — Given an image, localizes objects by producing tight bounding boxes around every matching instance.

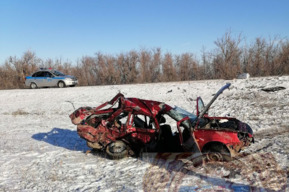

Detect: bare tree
[117,51,139,84]
[79,56,97,86]
[246,37,267,76]
[105,55,119,84]
[276,40,289,75]
[162,53,177,81]
[176,53,198,81]
[213,31,242,79]
[138,49,151,83]
[126,51,139,83]
[150,48,162,82]
[0,51,41,89]
[200,47,214,79]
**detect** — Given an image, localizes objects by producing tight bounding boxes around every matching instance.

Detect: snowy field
[0,76,288,191]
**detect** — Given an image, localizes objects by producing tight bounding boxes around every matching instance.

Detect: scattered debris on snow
[261,86,286,92]
[237,73,250,79]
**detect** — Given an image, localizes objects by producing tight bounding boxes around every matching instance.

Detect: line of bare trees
[1,32,289,89]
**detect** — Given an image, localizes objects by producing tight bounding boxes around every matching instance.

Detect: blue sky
[0,0,288,65]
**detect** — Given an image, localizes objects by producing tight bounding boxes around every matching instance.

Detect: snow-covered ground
[0,76,288,191]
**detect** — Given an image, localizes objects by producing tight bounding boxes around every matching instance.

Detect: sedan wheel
[30,83,37,89]
[58,81,65,88]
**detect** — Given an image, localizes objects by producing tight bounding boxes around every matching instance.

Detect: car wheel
[58,81,65,88]
[203,144,231,162]
[30,83,37,89]
[106,140,128,160]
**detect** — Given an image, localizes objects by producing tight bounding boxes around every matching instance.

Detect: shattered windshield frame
[166,106,197,129]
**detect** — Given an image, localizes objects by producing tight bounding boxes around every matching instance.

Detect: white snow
[0,76,288,191]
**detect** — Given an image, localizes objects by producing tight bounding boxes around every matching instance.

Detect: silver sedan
[25,69,78,89]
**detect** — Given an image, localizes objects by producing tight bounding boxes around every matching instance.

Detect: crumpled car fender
[77,123,116,146]
[70,107,94,125]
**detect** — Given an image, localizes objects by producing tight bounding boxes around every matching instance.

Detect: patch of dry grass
[12,109,29,116]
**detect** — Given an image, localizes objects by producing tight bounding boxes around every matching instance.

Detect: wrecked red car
[69,83,254,160]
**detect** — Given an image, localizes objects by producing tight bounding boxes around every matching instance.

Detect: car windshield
[170,106,197,121]
[166,106,197,129]
[52,70,65,76]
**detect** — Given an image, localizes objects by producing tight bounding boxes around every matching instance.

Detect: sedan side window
[43,72,52,77]
[32,72,44,77]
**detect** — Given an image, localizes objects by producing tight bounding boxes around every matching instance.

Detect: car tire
[106,140,128,160]
[203,144,231,162]
[30,83,37,89]
[58,81,65,88]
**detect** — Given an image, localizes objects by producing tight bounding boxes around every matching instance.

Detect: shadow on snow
[32,127,89,151]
